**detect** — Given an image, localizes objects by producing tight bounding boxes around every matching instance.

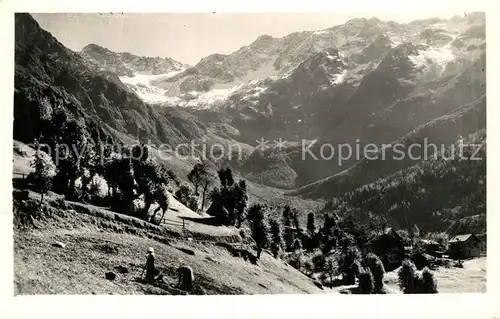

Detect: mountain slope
[80,43,187,76]
[320,129,486,233]
[15,13,203,147]
[13,190,325,295]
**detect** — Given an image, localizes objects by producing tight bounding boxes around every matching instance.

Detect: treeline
[322,130,486,234]
[27,107,178,224]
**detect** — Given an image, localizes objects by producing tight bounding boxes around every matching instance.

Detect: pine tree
[269,218,282,258]
[307,212,316,236]
[282,205,292,228]
[247,204,269,260]
[29,140,55,204]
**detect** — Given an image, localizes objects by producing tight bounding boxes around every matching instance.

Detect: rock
[177,266,194,290]
[176,247,195,256]
[105,272,116,280]
[103,244,118,254]
[114,266,129,274]
[13,190,30,200]
[52,242,66,249]
[339,289,351,294]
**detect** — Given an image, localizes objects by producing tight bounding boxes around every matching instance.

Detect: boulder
[105,272,116,280]
[51,241,66,249]
[177,266,194,290]
[114,266,129,274]
[176,247,195,256]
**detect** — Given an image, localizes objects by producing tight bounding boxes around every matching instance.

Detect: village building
[448,233,482,259]
[361,228,405,270]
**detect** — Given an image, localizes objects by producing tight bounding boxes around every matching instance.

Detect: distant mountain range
[14,13,486,232]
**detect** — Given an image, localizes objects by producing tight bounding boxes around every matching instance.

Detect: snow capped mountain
[81,43,187,76]
[118,71,184,104]
[80,13,484,115]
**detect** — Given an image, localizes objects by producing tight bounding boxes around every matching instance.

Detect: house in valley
[448,233,482,259]
[361,227,405,270]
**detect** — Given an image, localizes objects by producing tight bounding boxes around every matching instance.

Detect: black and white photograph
[8,7,490,298]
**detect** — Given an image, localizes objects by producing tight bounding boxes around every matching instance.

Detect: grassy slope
[13,190,326,295]
[14,139,323,220]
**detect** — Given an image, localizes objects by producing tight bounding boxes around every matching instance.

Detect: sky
[32,12,465,66]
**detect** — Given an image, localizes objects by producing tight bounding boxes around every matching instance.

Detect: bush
[362,253,385,293]
[304,260,314,276]
[421,267,438,293]
[398,259,438,293]
[398,259,418,294]
[358,270,374,294]
[288,251,304,271]
[312,252,326,272]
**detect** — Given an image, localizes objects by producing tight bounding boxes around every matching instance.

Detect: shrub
[288,251,304,271]
[324,256,339,284]
[304,260,314,276]
[312,252,326,272]
[398,259,418,294]
[358,270,374,294]
[55,197,68,209]
[362,253,385,293]
[421,267,438,293]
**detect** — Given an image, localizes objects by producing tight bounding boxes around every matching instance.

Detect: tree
[188,163,208,196]
[29,140,55,204]
[291,208,300,229]
[322,213,336,236]
[307,212,316,236]
[207,169,247,226]
[199,171,213,211]
[114,156,135,215]
[50,118,89,198]
[269,218,282,258]
[282,205,292,228]
[149,183,170,225]
[324,256,339,285]
[247,204,269,260]
[339,245,361,284]
[232,180,248,227]
[175,185,195,207]
[218,167,234,189]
